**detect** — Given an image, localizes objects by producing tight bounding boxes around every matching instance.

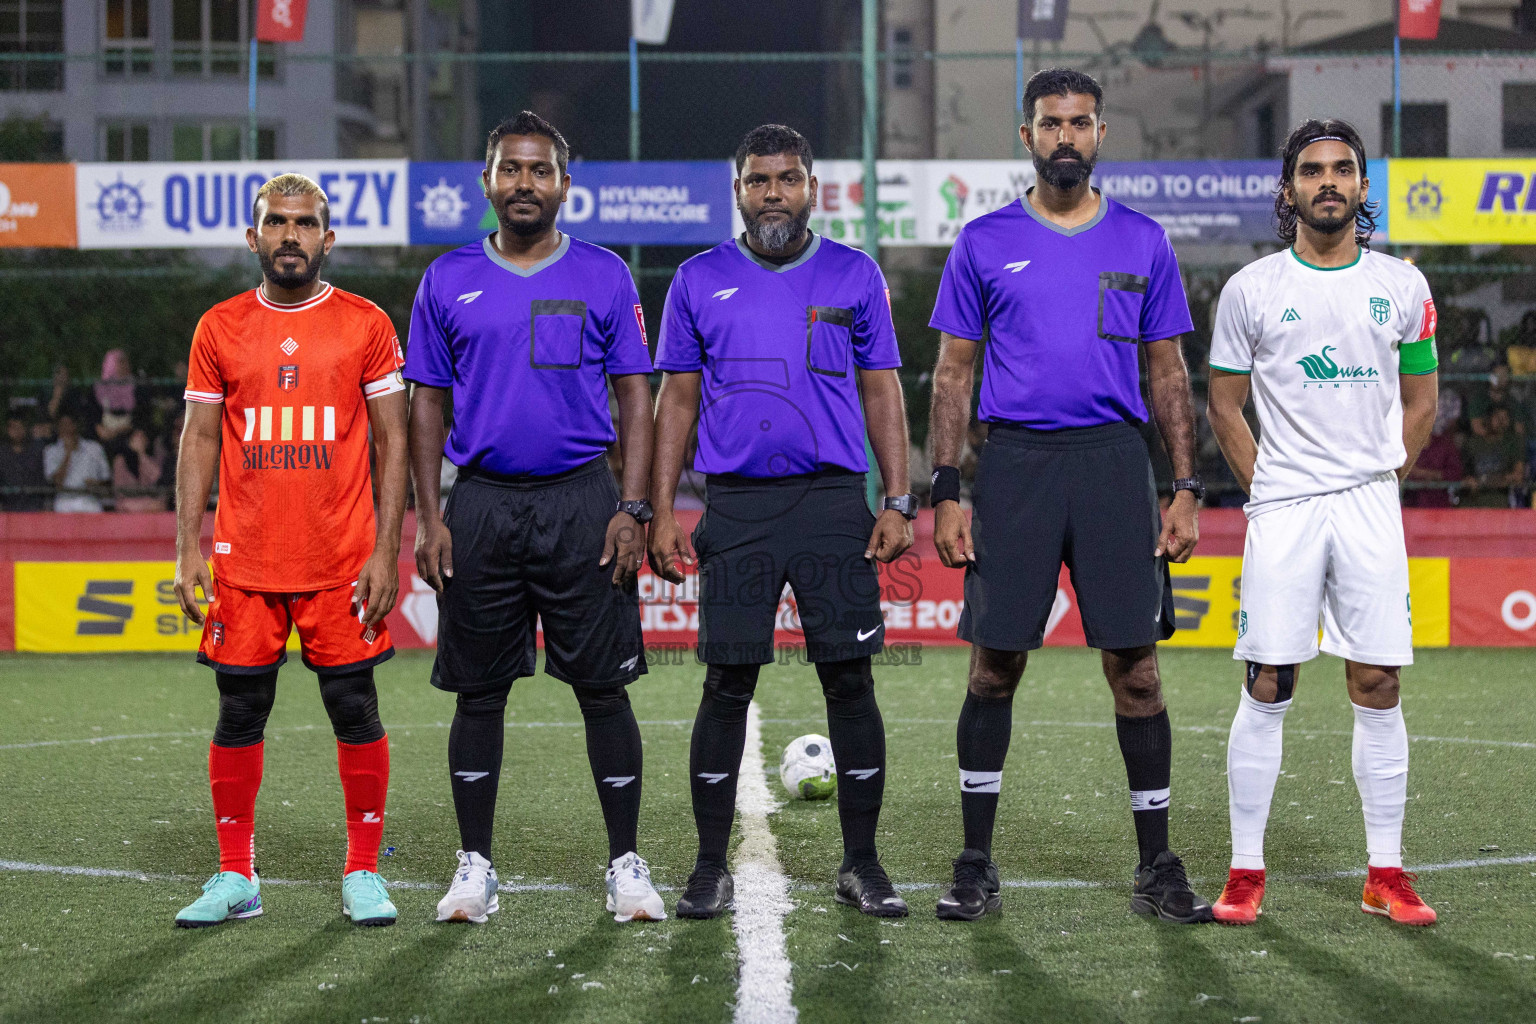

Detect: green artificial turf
[0,648,1532,1024]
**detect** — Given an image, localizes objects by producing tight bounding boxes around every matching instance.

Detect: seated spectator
[1467,366,1530,439]
[44,364,100,435]
[93,349,143,456]
[43,413,111,513]
[1405,391,1463,508]
[1460,406,1528,508]
[113,427,166,512]
[0,413,49,511]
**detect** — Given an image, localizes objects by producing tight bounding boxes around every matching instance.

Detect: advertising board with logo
[750,160,1386,247]
[1389,158,1536,245]
[74,161,409,249]
[0,163,76,248]
[407,160,731,247]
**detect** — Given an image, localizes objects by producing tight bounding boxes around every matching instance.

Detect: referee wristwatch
[616,498,654,524]
[1172,476,1206,503]
[882,494,920,520]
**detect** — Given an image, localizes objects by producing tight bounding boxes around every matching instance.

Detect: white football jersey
[1208,248,1437,517]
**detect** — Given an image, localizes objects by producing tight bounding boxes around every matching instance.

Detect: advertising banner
[408,160,731,247]
[761,159,1382,247]
[0,163,76,248]
[1449,558,1536,646]
[1389,159,1536,245]
[74,161,409,249]
[0,551,1489,653]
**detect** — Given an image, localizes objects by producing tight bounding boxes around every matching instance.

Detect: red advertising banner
[1449,558,1536,646]
[256,0,309,43]
[1398,0,1442,40]
[0,164,76,248]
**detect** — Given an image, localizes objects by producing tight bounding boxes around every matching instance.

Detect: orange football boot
[1361,867,1437,926]
[1212,868,1265,925]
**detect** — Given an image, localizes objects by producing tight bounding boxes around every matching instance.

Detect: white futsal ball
[780,734,837,800]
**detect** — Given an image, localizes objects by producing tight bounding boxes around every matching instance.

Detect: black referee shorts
[694,470,885,665]
[430,456,646,692]
[958,421,1175,652]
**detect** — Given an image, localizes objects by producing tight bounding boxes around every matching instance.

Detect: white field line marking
[4,853,1532,897]
[0,720,697,752]
[732,700,798,1024]
[763,718,1536,750]
[0,858,570,893]
[5,719,1528,753]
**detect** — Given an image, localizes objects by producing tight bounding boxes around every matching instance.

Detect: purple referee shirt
[404,233,653,477]
[656,232,902,478]
[929,192,1193,428]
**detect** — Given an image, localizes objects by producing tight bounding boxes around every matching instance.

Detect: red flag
[1398,0,1441,40]
[256,0,308,43]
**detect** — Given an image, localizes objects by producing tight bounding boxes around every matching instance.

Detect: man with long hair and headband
[1205,120,1441,925]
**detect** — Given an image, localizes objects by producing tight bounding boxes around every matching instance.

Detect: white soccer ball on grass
[780,734,836,800]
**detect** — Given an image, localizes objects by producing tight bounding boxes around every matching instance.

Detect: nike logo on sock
[454,771,490,783]
[959,770,1002,794]
[1130,787,1172,812]
[603,776,636,788]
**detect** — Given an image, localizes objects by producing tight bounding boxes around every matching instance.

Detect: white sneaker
[436,850,498,923]
[606,851,666,923]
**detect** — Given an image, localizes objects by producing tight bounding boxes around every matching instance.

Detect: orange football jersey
[185,283,404,592]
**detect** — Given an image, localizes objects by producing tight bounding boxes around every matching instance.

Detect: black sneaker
[835,862,909,918]
[935,848,1000,921]
[1131,850,1214,923]
[676,863,734,920]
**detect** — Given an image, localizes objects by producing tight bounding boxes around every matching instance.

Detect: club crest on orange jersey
[278,365,299,391]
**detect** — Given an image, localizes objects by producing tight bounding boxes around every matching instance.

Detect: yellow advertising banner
[12,558,1450,653]
[1159,556,1448,650]
[1390,159,1536,245]
[13,561,299,654]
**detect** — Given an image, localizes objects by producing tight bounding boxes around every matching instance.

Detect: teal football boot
[342,870,397,926]
[175,871,262,928]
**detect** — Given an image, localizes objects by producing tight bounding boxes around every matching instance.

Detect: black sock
[1116,709,1172,869]
[818,658,885,868]
[576,687,643,862]
[689,664,759,868]
[957,690,1014,859]
[448,686,509,863]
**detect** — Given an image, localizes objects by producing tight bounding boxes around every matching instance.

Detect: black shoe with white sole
[935,848,1001,921]
[1130,850,1214,923]
[835,862,909,918]
[676,863,734,920]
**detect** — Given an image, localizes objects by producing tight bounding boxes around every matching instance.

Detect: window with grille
[103,0,152,76]
[1,0,64,90]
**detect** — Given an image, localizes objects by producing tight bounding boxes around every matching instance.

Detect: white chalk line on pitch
[730,700,799,1024]
[0,858,573,893]
[5,853,1534,898]
[5,718,1531,752]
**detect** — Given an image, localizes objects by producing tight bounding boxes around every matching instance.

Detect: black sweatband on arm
[930,466,961,506]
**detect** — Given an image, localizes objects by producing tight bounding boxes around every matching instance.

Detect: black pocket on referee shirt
[1097,272,1148,344]
[807,306,855,378]
[530,299,588,369]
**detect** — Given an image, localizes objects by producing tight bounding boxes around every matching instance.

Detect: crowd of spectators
[0,351,184,513]
[2,341,1533,515]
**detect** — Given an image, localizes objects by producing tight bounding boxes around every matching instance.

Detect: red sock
[337,736,390,874]
[209,742,264,880]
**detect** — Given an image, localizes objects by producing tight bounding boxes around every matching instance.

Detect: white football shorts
[1234,473,1413,667]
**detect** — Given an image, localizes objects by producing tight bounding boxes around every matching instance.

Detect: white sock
[1352,702,1408,869]
[1226,688,1290,871]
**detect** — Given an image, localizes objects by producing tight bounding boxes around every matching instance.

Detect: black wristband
[930,466,961,506]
